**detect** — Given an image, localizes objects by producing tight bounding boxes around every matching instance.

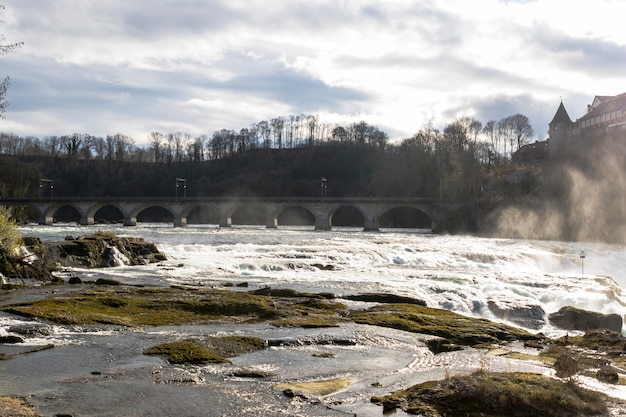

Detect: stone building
[548,92,626,158]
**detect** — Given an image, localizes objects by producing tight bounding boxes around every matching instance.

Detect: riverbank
[2,282,625,416]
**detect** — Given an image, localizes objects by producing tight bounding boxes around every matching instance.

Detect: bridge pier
[174,216,187,227]
[265,215,277,229]
[38,214,54,226]
[80,216,94,226]
[219,215,232,228]
[124,216,137,226]
[314,215,331,231]
[364,216,379,231]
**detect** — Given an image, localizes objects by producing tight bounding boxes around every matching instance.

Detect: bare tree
[149,132,165,163]
[497,114,534,156]
[0,4,23,119]
[507,113,534,152]
[271,117,284,149]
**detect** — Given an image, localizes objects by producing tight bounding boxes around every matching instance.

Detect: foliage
[0,205,22,276]
[0,205,20,255]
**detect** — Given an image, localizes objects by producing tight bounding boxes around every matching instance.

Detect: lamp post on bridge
[321,177,327,202]
[40,179,54,199]
[175,178,187,200]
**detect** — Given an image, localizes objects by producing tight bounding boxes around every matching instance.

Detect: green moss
[272,316,340,328]
[371,372,608,416]
[203,335,266,358]
[351,303,542,347]
[144,336,267,365]
[144,339,230,365]
[3,288,278,327]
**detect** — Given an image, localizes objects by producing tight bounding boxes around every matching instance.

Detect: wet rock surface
[549,305,623,332]
[24,232,167,272]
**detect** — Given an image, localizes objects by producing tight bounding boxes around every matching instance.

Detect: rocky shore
[1,234,626,416]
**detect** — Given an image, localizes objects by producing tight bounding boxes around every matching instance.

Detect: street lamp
[40,179,54,199]
[175,178,187,200]
[321,177,327,201]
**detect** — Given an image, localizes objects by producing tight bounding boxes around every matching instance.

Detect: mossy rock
[145,336,266,365]
[371,371,608,416]
[144,339,231,365]
[203,335,266,358]
[3,288,278,327]
[351,303,542,347]
[272,316,341,328]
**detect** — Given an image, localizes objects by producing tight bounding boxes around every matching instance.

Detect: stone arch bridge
[2,197,452,232]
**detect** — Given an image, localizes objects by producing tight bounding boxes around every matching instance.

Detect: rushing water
[2,224,626,416]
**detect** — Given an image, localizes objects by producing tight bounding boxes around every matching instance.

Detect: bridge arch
[378,205,433,229]
[129,204,175,225]
[39,203,84,225]
[328,203,368,229]
[230,204,267,226]
[184,203,221,225]
[276,205,315,228]
[84,203,126,225]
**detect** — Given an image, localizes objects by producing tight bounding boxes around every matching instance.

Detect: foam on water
[17,224,626,335]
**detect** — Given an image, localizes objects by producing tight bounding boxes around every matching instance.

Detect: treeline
[0,112,536,204]
[0,112,533,164]
[0,115,389,164]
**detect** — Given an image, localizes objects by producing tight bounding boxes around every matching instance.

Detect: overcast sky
[1,0,625,144]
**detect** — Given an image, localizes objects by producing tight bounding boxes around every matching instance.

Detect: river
[1,224,626,416]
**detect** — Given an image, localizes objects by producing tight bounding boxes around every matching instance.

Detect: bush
[0,206,22,276]
[0,206,21,256]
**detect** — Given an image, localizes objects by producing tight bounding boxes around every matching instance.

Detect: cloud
[1,0,625,143]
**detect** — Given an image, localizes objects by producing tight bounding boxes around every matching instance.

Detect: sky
[1,0,625,145]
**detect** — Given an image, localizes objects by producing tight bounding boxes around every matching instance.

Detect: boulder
[487,300,546,330]
[549,306,622,333]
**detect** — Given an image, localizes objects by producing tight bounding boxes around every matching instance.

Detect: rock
[549,306,622,332]
[0,335,25,344]
[68,276,82,285]
[343,293,427,306]
[95,278,121,286]
[49,232,167,268]
[487,300,546,330]
[8,323,53,337]
[311,263,335,271]
[426,338,463,354]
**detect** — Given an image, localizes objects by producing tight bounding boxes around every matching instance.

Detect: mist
[487,133,626,244]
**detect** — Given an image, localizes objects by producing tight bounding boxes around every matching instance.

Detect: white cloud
[1,0,625,143]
